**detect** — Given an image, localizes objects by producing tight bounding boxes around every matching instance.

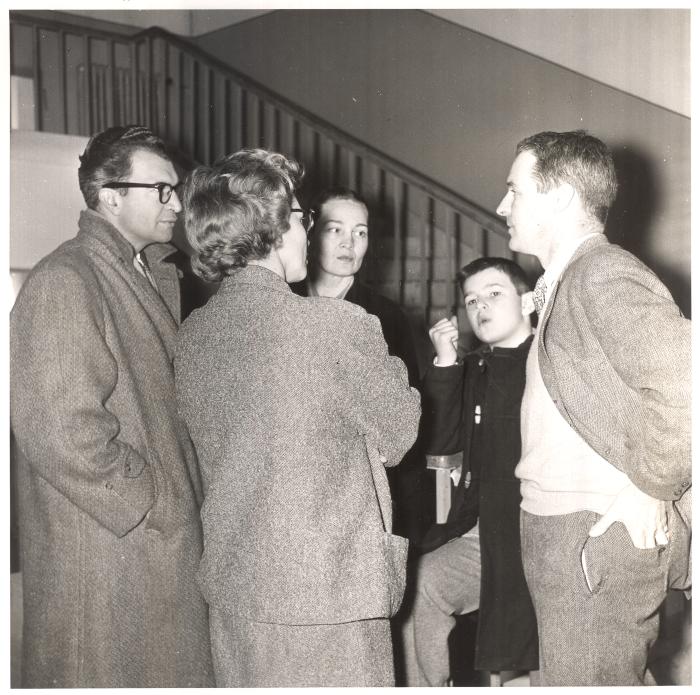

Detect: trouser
[209,606,394,687]
[401,525,481,686]
[520,509,670,686]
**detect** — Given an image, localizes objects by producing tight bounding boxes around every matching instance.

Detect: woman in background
[174,150,420,687]
[292,187,428,544]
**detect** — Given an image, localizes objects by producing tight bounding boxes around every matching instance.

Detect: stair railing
[10,11,518,325]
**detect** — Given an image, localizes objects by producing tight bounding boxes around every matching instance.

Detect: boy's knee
[415,549,446,600]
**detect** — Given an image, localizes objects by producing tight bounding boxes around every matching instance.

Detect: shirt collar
[542,232,602,299]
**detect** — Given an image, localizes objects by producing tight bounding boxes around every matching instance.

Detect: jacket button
[105,482,113,490]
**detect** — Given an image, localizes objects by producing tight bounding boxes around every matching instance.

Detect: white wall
[428,9,689,117]
[10,131,88,269]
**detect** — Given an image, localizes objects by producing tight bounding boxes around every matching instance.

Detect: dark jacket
[10,210,213,687]
[421,336,538,672]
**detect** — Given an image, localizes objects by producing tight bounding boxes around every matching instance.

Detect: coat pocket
[382,531,409,617]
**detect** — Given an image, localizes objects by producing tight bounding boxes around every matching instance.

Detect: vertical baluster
[262,102,276,150]
[346,150,358,191]
[277,109,295,159]
[212,72,227,161]
[443,205,454,318]
[230,83,243,152]
[292,119,300,161]
[83,33,92,134]
[273,107,282,152]
[192,60,200,161]
[32,26,43,131]
[453,212,463,317]
[129,41,139,125]
[243,91,255,147]
[223,79,232,154]
[166,45,180,146]
[257,97,265,148]
[423,196,434,325]
[203,65,212,164]
[107,40,117,128]
[144,36,153,128]
[181,54,195,159]
[160,37,169,138]
[393,178,406,306]
[58,30,67,133]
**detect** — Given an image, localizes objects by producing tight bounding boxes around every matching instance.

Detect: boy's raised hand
[429,315,459,366]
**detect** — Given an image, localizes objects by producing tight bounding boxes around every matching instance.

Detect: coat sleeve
[576,252,692,500]
[420,361,466,456]
[337,309,421,468]
[10,262,155,537]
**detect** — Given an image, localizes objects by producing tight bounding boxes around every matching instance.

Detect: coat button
[105,482,113,490]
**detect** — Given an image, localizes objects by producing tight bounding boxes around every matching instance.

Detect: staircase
[10,10,517,330]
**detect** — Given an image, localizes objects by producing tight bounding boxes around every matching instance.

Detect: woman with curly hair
[174,149,420,687]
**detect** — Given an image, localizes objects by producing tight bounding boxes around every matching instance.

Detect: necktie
[533,275,547,315]
[134,251,158,293]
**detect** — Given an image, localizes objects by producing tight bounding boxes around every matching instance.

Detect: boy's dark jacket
[420,335,538,672]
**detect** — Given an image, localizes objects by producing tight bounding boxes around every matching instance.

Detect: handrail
[10,11,507,240]
[135,26,507,238]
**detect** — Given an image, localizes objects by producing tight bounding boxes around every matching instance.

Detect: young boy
[402,257,538,686]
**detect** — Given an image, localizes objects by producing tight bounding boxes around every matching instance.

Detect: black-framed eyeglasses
[291,207,315,232]
[102,181,181,205]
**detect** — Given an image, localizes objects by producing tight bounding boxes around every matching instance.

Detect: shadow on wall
[607,146,690,319]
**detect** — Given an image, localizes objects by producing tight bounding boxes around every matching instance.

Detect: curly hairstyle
[183,149,304,283]
[78,125,171,209]
[516,130,618,225]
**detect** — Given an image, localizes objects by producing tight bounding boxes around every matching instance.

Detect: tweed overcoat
[174,265,421,626]
[538,234,691,585]
[10,210,214,688]
[291,279,428,541]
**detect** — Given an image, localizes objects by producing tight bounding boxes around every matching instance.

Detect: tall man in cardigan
[10,126,214,687]
[496,130,691,685]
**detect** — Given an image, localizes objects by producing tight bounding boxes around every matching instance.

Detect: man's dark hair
[516,130,618,224]
[457,256,532,296]
[78,125,171,209]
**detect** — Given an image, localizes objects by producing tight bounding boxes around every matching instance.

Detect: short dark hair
[457,256,532,296]
[183,148,303,283]
[311,186,369,219]
[516,130,618,224]
[78,125,171,209]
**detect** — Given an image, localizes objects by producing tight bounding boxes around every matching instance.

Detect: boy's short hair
[457,256,532,296]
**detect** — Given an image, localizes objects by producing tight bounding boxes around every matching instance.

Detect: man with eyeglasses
[10,125,214,687]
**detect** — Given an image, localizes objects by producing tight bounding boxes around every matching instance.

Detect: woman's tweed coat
[10,210,214,687]
[174,266,421,627]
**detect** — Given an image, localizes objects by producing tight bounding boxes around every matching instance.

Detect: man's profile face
[115,149,182,252]
[496,150,555,260]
